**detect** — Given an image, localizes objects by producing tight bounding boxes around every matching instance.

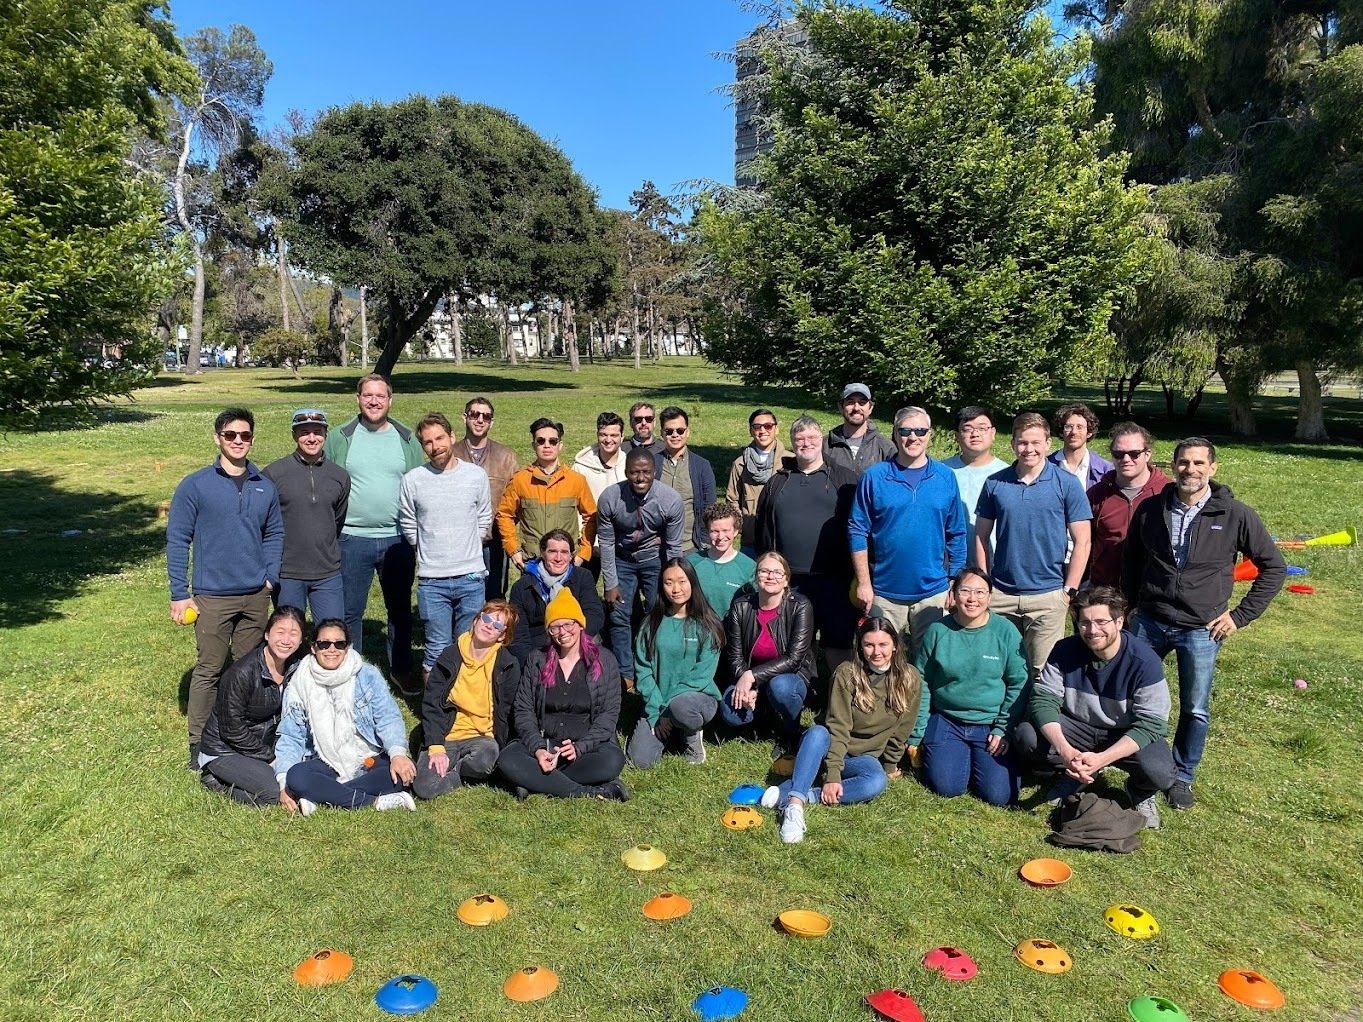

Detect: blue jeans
[285,754,404,809]
[417,572,487,670]
[340,533,415,675]
[775,724,887,805]
[607,558,660,680]
[718,672,808,745]
[275,574,345,623]
[920,713,1017,806]
[1128,612,1222,784]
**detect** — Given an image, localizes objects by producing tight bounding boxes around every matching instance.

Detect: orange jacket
[496,464,597,562]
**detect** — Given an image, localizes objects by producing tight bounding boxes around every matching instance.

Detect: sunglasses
[293,412,327,423]
[633,415,654,423]
[478,612,507,631]
[466,411,493,422]
[218,430,254,442]
[896,426,930,438]
[533,436,562,446]
[1112,449,1148,460]
[662,427,688,436]
[313,639,350,651]
[750,421,777,431]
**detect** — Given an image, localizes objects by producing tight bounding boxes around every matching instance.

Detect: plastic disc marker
[693,985,748,1020]
[374,975,438,1015]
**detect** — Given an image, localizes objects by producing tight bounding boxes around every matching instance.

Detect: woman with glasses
[628,558,725,768]
[507,529,605,664]
[725,408,788,551]
[496,590,628,800]
[762,617,921,843]
[495,418,597,573]
[414,599,522,801]
[197,605,306,807]
[909,568,1029,806]
[274,619,418,814]
[720,551,816,766]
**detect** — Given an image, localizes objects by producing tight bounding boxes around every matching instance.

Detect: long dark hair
[641,557,725,661]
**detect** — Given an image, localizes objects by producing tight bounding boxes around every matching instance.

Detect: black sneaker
[598,778,631,802]
[1166,780,1195,810]
[188,742,200,771]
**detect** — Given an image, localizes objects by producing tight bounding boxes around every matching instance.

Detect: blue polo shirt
[975,462,1091,595]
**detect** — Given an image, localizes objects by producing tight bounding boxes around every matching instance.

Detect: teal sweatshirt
[633,614,722,726]
[912,613,1029,743]
[687,549,755,617]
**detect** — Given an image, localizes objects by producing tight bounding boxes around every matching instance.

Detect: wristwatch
[1063,586,1078,599]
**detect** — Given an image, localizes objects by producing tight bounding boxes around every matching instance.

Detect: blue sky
[167,0,764,210]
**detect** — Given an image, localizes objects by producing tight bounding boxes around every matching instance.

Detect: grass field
[2,357,1361,1021]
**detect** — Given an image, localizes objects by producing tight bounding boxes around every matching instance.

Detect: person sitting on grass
[687,501,755,618]
[628,558,725,768]
[507,529,605,665]
[763,617,921,844]
[496,590,629,801]
[910,567,1029,807]
[414,599,522,801]
[198,605,306,807]
[274,619,417,814]
[719,551,817,771]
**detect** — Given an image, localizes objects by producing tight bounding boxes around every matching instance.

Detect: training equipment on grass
[1015,939,1073,974]
[643,892,693,920]
[1275,526,1356,549]
[865,989,926,1022]
[1127,996,1190,1022]
[728,783,765,805]
[457,893,509,926]
[921,946,978,980]
[1288,583,1315,594]
[721,806,764,830]
[1019,857,1073,887]
[1294,678,1308,689]
[1218,969,1285,1009]
[1105,904,1159,939]
[374,974,438,1014]
[621,844,668,871]
[503,966,559,1002]
[292,949,353,986]
[1233,559,1259,582]
[692,985,748,1020]
[1285,565,1308,575]
[777,909,832,937]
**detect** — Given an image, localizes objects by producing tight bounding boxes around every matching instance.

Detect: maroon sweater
[1086,467,1170,588]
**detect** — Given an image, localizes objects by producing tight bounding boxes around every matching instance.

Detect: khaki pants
[873,589,949,660]
[989,589,1069,680]
[188,587,271,743]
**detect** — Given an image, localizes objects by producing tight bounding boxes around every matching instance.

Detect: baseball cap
[841,383,872,401]
[291,408,329,429]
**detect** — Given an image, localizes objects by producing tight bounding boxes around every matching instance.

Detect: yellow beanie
[545,588,586,628]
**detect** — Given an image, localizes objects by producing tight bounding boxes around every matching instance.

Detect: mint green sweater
[911,613,1029,743]
[633,615,722,726]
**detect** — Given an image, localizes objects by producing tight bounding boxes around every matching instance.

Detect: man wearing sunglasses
[496,418,597,572]
[1085,422,1168,589]
[653,405,717,554]
[452,396,518,599]
[849,407,968,657]
[167,407,284,769]
[627,401,664,455]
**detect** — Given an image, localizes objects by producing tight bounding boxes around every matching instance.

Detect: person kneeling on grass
[496,590,629,801]
[274,619,417,814]
[414,599,522,801]
[763,617,921,844]
[628,558,725,768]
[198,605,306,806]
[909,567,1029,807]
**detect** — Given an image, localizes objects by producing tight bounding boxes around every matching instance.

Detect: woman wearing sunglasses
[414,599,522,801]
[507,529,605,664]
[495,417,597,574]
[496,590,628,800]
[274,619,418,813]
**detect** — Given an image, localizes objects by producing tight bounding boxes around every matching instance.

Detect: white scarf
[289,648,377,783]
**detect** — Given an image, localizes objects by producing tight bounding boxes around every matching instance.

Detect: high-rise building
[734,20,808,187]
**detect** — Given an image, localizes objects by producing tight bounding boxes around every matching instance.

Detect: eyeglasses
[1061,423,1090,433]
[750,421,777,431]
[957,425,993,436]
[632,415,654,423]
[662,427,688,437]
[955,587,990,598]
[477,612,507,631]
[756,567,786,579]
[896,426,930,438]
[548,622,579,634]
[218,430,254,442]
[466,411,492,422]
[1078,618,1117,629]
[1112,449,1148,460]
[533,436,561,446]
[313,639,350,650]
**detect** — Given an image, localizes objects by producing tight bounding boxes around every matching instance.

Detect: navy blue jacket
[653,448,717,551]
[166,460,284,600]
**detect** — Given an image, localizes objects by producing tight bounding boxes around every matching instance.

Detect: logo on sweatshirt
[982,654,1000,661]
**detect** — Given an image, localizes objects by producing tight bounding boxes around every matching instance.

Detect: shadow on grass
[649,380,819,409]
[256,371,575,397]
[23,405,163,434]
[0,470,163,628]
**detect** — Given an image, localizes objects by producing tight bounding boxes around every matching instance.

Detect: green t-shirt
[341,425,408,538]
[687,550,755,618]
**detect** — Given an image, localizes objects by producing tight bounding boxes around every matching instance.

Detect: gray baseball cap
[840,383,872,401]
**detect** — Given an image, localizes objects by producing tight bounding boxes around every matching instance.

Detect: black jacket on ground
[200,645,296,760]
[422,642,522,749]
[1122,481,1285,630]
[754,459,858,579]
[507,566,606,664]
[512,645,622,755]
[724,589,817,685]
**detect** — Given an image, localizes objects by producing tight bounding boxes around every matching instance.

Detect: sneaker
[511,785,531,802]
[1126,780,1161,829]
[1166,780,1195,810]
[1043,776,1086,807]
[760,785,782,809]
[779,800,807,844]
[597,778,631,802]
[199,772,227,793]
[298,798,318,817]
[682,732,707,765]
[374,791,416,812]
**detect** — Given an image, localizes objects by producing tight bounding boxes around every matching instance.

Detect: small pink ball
[1293,679,1308,689]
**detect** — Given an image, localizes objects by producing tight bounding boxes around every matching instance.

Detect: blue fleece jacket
[166,460,284,600]
[848,456,968,602]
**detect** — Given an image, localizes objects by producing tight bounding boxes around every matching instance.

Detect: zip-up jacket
[724,589,817,685]
[166,459,284,600]
[1085,467,1170,588]
[754,459,858,578]
[263,452,350,580]
[507,561,606,663]
[652,448,717,551]
[1122,481,1285,630]
[512,646,623,755]
[596,480,685,589]
[572,443,627,504]
[199,644,299,760]
[496,464,597,562]
[323,416,425,473]
[422,641,522,751]
[823,423,895,476]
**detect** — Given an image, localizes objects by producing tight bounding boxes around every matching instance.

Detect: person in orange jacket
[496,418,597,570]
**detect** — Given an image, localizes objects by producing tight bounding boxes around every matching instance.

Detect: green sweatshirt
[911,613,1029,743]
[687,549,755,617]
[822,661,922,784]
[633,614,722,726]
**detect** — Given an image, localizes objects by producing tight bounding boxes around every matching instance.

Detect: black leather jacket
[200,644,297,760]
[724,589,817,685]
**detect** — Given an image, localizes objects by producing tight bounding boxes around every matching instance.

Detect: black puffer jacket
[724,589,817,685]
[200,644,297,760]
[422,642,522,749]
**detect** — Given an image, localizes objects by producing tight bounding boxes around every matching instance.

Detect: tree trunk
[1293,359,1329,441]
[1217,354,1259,436]
[172,117,204,375]
[373,288,443,379]
[648,300,657,359]
[449,293,464,366]
[359,286,369,369]
[631,301,642,370]
[287,262,310,333]
[564,298,580,371]
[276,234,291,333]
[502,304,518,365]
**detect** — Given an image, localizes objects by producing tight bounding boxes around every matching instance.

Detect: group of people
[167,377,1285,838]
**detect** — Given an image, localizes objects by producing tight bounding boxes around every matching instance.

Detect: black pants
[202,753,280,807]
[496,741,624,798]
[1012,718,1177,801]
[413,737,499,800]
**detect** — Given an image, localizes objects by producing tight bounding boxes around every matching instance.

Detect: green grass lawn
[2,358,1361,1021]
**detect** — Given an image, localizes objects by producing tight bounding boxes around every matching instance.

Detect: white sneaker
[779,801,806,844]
[298,798,318,817]
[374,791,416,813]
[760,785,782,809]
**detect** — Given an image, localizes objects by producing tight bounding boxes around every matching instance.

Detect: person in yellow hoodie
[497,418,597,569]
[414,598,522,801]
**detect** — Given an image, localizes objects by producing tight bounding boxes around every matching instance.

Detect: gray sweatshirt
[398,460,491,578]
[596,480,684,589]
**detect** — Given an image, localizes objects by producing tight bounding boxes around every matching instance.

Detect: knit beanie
[545,588,586,628]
